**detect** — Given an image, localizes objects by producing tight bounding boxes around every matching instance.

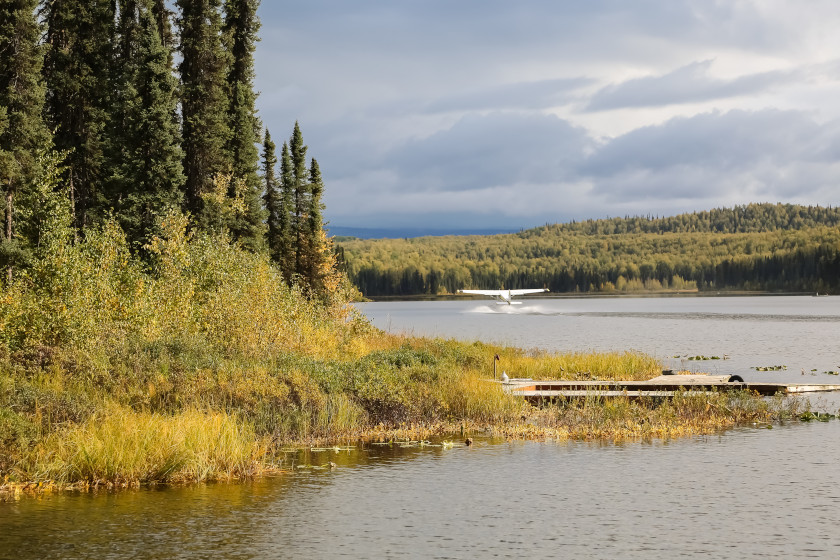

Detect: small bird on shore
[465,437,473,446]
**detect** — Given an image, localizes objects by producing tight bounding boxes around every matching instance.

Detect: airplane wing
[459,290,507,296]
[508,289,549,296]
[458,288,547,305]
[458,289,548,296]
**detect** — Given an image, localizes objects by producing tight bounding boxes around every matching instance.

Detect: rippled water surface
[3,296,840,559]
[5,423,840,559]
[360,295,840,382]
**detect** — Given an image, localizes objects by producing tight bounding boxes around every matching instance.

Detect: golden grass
[485,348,663,381]
[486,390,805,442]
[23,406,269,485]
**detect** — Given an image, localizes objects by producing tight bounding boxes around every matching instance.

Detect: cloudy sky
[254,1,840,232]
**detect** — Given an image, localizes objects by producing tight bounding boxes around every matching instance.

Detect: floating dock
[503,374,840,403]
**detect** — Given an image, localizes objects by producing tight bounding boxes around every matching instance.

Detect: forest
[339,203,840,296]
[1,0,335,293]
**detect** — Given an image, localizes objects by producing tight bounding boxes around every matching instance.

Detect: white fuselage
[458,288,548,304]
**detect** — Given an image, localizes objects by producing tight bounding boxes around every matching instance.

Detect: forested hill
[536,203,840,236]
[338,203,840,297]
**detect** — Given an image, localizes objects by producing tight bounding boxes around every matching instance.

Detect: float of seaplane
[457,288,548,305]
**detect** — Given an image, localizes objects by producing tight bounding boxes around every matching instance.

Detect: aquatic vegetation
[799,411,837,422]
[488,390,807,442]
[752,365,787,371]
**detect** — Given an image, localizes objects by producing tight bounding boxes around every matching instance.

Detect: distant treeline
[544,203,840,235]
[339,203,840,296]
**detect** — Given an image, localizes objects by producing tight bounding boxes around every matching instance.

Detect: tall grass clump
[25,406,266,484]
[469,345,662,381]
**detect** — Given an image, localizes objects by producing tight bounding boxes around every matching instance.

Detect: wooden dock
[503,374,840,403]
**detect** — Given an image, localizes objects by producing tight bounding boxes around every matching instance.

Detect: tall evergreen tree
[222,0,263,250]
[150,0,175,53]
[107,0,185,247]
[274,123,335,293]
[0,0,49,279]
[302,157,326,291]
[277,140,294,281]
[262,129,280,258]
[289,121,309,280]
[43,0,116,231]
[176,0,231,223]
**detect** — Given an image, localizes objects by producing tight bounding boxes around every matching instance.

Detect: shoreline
[361,290,820,302]
[1,390,810,499]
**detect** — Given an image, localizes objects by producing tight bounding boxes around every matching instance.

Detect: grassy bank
[0,217,806,489]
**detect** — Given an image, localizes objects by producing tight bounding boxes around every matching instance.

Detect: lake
[360,295,840,382]
[2,296,839,559]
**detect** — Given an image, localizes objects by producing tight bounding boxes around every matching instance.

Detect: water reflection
[4,421,840,559]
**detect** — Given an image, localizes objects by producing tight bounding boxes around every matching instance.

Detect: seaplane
[457,288,548,305]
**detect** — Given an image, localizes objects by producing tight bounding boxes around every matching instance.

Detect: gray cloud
[253,2,840,229]
[584,109,837,202]
[586,60,797,111]
[382,112,593,192]
[256,1,795,123]
[322,109,840,227]
[422,78,592,114]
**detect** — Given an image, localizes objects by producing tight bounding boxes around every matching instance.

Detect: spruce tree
[43,0,116,231]
[274,123,335,294]
[0,0,49,278]
[222,0,263,250]
[108,0,185,248]
[277,140,294,282]
[150,0,175,54]
[176,0,231,223]
[303,157,327,292]
[289,121,309,280]
[262,129,280,259]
